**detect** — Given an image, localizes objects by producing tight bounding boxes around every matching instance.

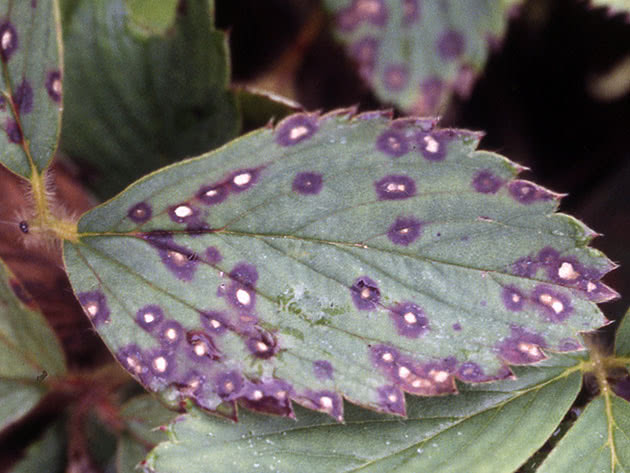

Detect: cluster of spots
[336,0,388,31]
[292,172,323,195]
[298,390,344,421]
[507,180,557,205]
[350,276,380,310]
[436,30,465,61]
[275,114,318,146]
[388,302,429,338]
[375,125,454,161]
[500,281,572,322]
[369,345,457,396]
[374,174,417,200]
[497,327,547,364]
[194,167,261,210]
[240,379,295,417]
[510,247,618,303]
[472,170,504,194]
[387,216,423,246]
[142,232,199,281]
[77,290,110,327]
[313,360,334,380]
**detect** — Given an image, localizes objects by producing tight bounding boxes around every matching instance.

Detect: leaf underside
[323,0,521,114]
[0,0,62,178]
[146,356,581,473]
[64,110,615,422]
[60,0,240,198]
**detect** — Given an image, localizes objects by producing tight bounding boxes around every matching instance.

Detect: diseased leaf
[64,111,614,421]
[8,421,66,473]
[323,0,521,114]
[0,259,66,432]
[145,356,581,473]
[0,0,63,178]
[538,394,630,473]
[116,395,174,472]
[60,0,240,198]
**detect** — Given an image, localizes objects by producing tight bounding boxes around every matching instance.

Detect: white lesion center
[558,262,580,280]
[538,293,565,314]
[387,393,398,403]
[387,136,402,150]
[255,341,269,353]
[143,312,155,324]
[1,30,13,50]
[193,342,208,357]
[518,342,542,359]
[209,318,222,329]
[360,287,372,299]
[167,250,188,266]
[126,355,143,374]
[52,78,62,95]
[164,327,179,342]
[233,172,252,187]
[319,396,334,410]
[174,205,193,218]
[356,0,382,15]
[386,182,407,192]
[381,352,394,363]
[152,356,168,373]
[289,125,310,141]
[423,135,439,153]
[429,369,449,383]
[403,312,417,324]
[85,301,99,317]
[252,390,263,401]
[398,366,411,379]
[236,288,252,306]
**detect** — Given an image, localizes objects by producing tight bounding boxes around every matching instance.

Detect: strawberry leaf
[64,110,614,421]
[0,0,62,178]
[323,0,521,114]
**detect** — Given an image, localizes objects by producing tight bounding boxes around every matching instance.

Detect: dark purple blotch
[313,360,334,380]
[78,290,110,327]
[387,216,422,246]
[508,180,555,204]
[127,202,152,224]
[612,376,630,403]
[502,286,525,311]
[275,114,318,146]
[376,129,409,157]
[225,262,258,311]
[456,362,491,382]
[350,276,380,310]
[370,344,400,372]
[537,247,560,266]
[292,172,323,195]
[302,390,343,420]
[383,64,409,92]
[196,182,229,206]
[246,328,278,359]
[45,70,61,103]
[532,285,573,322]
[241,379,295,418]
[175,369,206,396]
[186,330,221,362]
[204,246,222,264]
[377,385,406,416]
[472,170,503,194]
[229,168,260,193]
[350,37,379,80]
[0,22,18,62]
[117,344,146,378]
[216,371,245,400]
[511,256,538,278]
[135,304,164,332]
[14,79,33,114]
[158,320,184,347]
[437,30,465,61]
[497,327,547,364]
[402,0,420,26]
[388,301,428,338]
[415,130,450,161]
[200,310,229,335]
[5,119,22,144]
[374,175,416,200]
[143,232,199,281]
[452,322,462,331]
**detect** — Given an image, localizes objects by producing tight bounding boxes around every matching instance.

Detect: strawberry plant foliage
[0,0,62,178]
[323,0,520,114]
[63,110,615,422]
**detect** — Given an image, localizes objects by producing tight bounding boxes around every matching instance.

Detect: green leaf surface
[235,87,302,132]
[125,0,179,36]
[60,0,240,198]
[64,111,614,421]
[9,421,66,473]
[116,395,173,473]
[538,393,630,473]
[0,0,63,178]
[615,306,630,357]
[0,380,45,433]
[145,356,581,473]
[323,0,520,114]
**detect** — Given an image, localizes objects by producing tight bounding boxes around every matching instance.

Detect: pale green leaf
[9,421,66,473]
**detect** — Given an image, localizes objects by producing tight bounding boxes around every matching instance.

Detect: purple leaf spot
[147,348,176,378]
[242,379,295,418]
[457,362,491,382]
[376,129,409,157]
[437,30,465,61]
[374,175,417,200]
[511,256,538,278]
[117,344,147,379]
[127,202,152,224]
[292,172,323,195]
[45,70,62,102]
[275,114,318,146]
[226,263,258,311]
[159,320,184,347]
[387,216,422,246]
[415,131,449,161]
[186,330,221,362]
[300,390,343,421]
[229,168,260,193]
[452,322,462,331]
[143,232,198,281]
[538,247,560,266]
[388,302,428,338]
[0,22,18,62]
[354,0,388,26]
[216,371,245,400]
[508,180,555,204]
[350,276,380,310]
[377,385,406,416]
[204,246,222,264]
[472,170,503,194]
[313,360,334,380]
[350,37,379,80]
[502,286,525,311]
[246,329,278,359]
[5,119,22,144]
[136,305,164,332]
[168,203,200,224]
[78,291,110,327]
[14,79,33,114]
[196,182,229,206]
[370,344,400,372]
[418,77,445,115]
[557,338,583,352]
[200,310,229,335]
[383,64,409,91]
[402,0,421,26]
[497,327,547,364]
[532,285,573,322]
